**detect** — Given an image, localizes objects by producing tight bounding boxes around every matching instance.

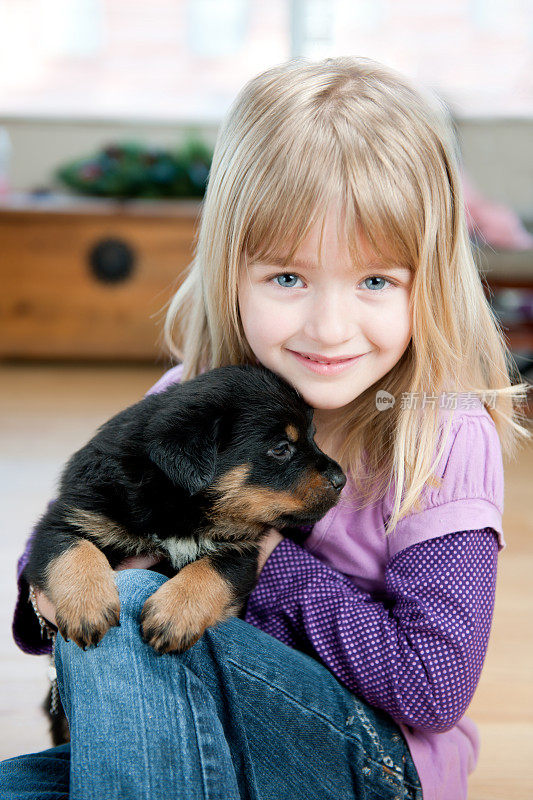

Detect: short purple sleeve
[144,362,184,396]
[385,410,505,558]
[13,530,54,654]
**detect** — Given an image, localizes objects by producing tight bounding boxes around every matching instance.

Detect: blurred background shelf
[0,193,201,361]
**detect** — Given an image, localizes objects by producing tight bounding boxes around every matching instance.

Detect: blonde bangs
[242,124,344,268]
[342,153,419,273]
[335,113,445,274]
[239,70,435,275]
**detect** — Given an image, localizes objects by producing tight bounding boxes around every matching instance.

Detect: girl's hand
[33,554,163,627]
[114,554,162,572]
[34,589,58,628]
[257,528,284,576]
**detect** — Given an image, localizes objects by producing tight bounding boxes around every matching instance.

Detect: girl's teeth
[305,355,342,364]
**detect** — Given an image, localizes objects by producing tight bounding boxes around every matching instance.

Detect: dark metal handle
[88,238,136,284]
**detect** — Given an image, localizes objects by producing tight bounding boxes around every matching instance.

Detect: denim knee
[54,571,170,703]
[114,568,168,616]
[54,569,167,664]
[115,570,245,647]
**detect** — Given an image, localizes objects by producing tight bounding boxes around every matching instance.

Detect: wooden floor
[1,363,532,799]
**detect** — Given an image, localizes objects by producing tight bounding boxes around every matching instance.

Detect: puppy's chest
[152,535,219,571]
[66,508,218,571]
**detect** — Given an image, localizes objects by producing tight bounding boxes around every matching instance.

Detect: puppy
[24,364,346,656]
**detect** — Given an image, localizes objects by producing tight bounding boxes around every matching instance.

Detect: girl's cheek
[238,294,273,348]
[365,293,412,346]
[240,283,296,342]
[392,295,413,345]
[250,313,288,347]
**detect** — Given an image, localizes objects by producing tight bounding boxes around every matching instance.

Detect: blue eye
[364,276,389,291]
[273,273,303,288]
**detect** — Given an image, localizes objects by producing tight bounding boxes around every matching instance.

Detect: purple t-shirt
[14,364,504,800]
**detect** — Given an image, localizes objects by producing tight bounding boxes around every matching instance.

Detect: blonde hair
[164,56,531,534]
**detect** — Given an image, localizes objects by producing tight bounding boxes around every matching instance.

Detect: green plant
[56,138,213,199]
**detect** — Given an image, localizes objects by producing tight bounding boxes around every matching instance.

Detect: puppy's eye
[267,442,294,460]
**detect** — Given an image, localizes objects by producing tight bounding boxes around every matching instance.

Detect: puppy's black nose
[327,470,346,493]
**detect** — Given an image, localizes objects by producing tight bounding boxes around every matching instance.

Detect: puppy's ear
[148,418,219,496]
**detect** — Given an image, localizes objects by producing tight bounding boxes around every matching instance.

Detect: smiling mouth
[289,350,363,365]
[297,354,355,364]
[287,350,366,375]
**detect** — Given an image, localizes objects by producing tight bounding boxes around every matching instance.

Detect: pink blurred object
[462,172,533,251]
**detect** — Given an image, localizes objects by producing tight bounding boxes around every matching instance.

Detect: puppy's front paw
[47,539,121,650]
[140,559,237,655]
[140,583,208,654]
[56,583,120,649]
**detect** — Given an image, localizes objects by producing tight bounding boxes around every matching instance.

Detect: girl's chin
[296,389,354,411]
[262,360,361,408]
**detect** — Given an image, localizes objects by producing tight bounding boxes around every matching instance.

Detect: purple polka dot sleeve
[244,528,498,732]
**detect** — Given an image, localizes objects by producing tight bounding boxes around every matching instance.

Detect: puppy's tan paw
[140,558,237,655]
[48,539,121,649]
[56,590,120,650]
[141,590,206,654]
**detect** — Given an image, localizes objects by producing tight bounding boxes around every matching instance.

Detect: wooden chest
[0,195,201,360]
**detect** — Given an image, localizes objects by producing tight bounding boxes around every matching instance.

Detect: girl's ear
[148,417,219,496]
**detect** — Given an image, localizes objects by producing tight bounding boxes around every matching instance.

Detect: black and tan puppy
[24,364,346,655]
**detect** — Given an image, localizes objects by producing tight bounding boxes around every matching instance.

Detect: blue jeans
[1,569,422,800]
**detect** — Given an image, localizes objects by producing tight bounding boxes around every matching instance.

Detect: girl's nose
[303,292,358,345]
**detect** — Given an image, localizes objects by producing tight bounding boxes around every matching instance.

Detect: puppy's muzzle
[324,467,346,493]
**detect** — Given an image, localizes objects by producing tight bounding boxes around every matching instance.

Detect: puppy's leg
[141,547,259,654]
[46,539,120,649]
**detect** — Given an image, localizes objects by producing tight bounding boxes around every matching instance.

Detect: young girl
[2,57,530,800]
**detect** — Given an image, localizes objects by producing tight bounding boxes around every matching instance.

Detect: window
[0,0,530,120]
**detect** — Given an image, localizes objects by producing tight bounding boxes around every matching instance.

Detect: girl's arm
[245,527,498,733]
